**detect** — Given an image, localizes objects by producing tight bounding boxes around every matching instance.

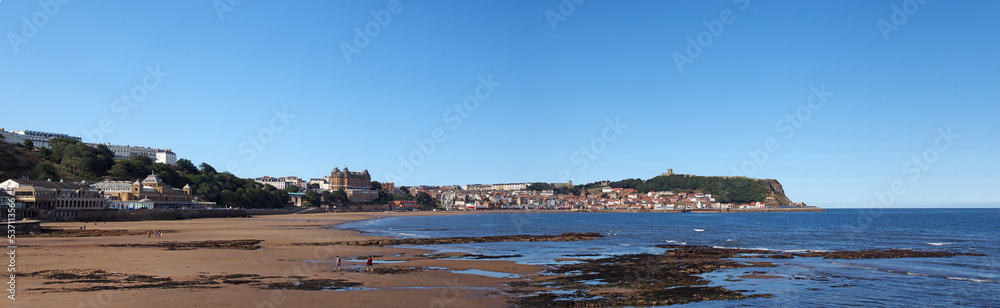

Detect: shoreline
[14,208,829,308]
[17,211,533,307]
[16,206,827,225]
[15,209,987,307]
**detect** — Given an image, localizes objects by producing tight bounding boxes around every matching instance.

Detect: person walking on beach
[336,256,342,271]
[366,257,373,272]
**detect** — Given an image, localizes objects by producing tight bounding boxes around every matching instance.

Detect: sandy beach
[14,212,541,308]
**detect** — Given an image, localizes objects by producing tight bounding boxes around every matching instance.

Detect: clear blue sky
[2,1,998,208]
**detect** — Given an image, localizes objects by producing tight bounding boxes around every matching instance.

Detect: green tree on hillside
[199,163,217,176]
[110,155,153,180]
[37,147,52,160]
[415,192,438,210]
[151,163,185,187]
[34,138,115,179]
[175,158,198,175]
[612,175,769,204]
[35,162,60,181]
[526,182,553,191]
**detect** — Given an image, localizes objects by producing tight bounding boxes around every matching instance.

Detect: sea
[339,208,1000,307]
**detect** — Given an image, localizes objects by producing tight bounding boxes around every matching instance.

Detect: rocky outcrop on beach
[509,244,984,307]
[24,269,365,292]
[292,232,603,247]
[508,247,772,307]
[22,228,158,237]
[102,239,263,250]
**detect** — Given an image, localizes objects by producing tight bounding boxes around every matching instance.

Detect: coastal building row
[432,184,770,211]
[1,175,198,220]
[252,176,304,190]
[0,128,80,149]
[254,166,380,203]
[462,183,531,191]
[0,127,177,165]
[307,177,331,190]
[94,143,177,165]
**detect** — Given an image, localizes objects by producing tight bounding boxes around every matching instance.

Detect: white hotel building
[1,127,177,165]
[0,128,81,149]
[95,143,177,165]
[253,176,304,190]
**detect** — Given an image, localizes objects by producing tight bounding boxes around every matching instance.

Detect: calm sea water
[340,209,1000,307]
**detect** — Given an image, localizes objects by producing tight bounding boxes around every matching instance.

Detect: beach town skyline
[4,2,998,205]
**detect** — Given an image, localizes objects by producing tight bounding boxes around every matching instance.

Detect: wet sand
[14,212,538,307]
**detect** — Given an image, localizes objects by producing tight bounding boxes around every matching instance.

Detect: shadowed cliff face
[763,179,794,206]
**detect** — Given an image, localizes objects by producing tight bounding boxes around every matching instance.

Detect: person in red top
[366,257,373,272]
